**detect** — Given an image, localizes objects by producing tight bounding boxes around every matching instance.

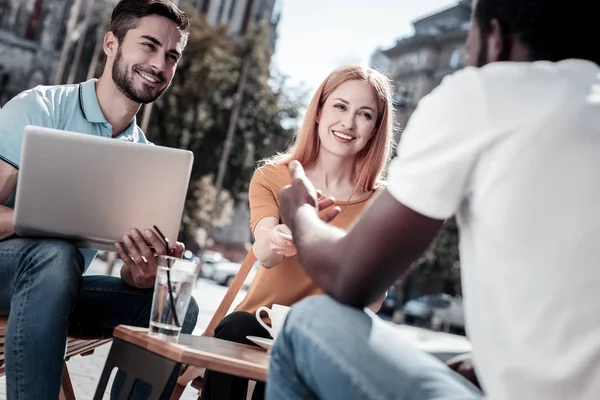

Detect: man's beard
[112,47,170,104]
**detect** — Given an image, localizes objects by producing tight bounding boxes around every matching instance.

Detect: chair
[170,253,257,400]
[0,316,112,400]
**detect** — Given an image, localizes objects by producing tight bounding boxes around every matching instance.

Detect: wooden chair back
[171,251,257,399]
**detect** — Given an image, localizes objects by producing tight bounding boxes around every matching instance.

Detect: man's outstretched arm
[280,162,443,309]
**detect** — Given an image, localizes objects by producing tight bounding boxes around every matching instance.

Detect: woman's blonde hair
[266,65,394,192]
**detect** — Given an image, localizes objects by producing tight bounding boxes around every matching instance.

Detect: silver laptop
[13,126,194,251]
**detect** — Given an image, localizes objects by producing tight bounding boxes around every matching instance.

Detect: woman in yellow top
[201,65,395,400]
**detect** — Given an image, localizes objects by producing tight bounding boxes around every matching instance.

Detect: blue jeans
[0,237,198,400]
[267,295,483,400]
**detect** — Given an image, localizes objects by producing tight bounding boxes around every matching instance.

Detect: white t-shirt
[387,59,600,400]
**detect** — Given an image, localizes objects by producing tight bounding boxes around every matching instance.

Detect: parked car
[211,259,259,289]
[211,260,243,286]
[379,286,399,316]
[401,294,465,334]
[182,250,200,265]
[199,251,227,280]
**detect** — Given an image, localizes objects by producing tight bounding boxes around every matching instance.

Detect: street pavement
[0,258,248,400]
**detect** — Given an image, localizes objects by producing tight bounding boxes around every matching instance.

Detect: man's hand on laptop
[116,228,185,288]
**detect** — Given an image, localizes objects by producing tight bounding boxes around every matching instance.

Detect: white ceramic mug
[255,304,291,339]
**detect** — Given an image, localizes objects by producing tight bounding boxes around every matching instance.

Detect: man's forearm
[0,205,15,240]
[293,210,384,308]
[292,205,347,295]
[290,192,443,309]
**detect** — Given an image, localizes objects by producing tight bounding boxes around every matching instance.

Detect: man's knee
[28,239,84,270]
[19,239,84,291]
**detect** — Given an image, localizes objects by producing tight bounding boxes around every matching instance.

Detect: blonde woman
[201,65,395,400]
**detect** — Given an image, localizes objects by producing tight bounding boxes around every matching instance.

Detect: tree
[143,9,306,244]
[407,218,462,297]
[184,174,234,249]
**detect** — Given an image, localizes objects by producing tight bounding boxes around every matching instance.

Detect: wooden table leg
[93,338,180,400]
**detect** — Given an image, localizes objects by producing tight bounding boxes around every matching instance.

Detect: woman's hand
[269,224,297,257]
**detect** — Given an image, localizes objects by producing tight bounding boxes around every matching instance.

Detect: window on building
[419,51,428,66]
[3,0,46,41]
[216,0,227,22]
[405,53,418,66]
[254,0,266,23]
[393,86,411,109]
[55,0,74,50]
[0,0,12,30]
[271,0,283,24]
[24,0,44,41]
[227,0,237,21]
[449,49,461,69]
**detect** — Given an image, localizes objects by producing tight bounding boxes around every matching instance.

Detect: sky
[271,0,457,92]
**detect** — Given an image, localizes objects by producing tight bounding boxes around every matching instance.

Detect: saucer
[247,336,274,351]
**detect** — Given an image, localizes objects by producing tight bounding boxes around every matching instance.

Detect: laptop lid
[14,126,193,251]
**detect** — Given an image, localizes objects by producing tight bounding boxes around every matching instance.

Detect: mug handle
[255,306,274,337]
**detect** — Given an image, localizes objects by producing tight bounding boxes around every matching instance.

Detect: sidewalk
[0,258,248,399]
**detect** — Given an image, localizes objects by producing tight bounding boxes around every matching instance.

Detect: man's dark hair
[109,0,190,43]
[474,0,599,65]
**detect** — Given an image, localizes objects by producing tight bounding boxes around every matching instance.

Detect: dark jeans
[0,237,199,400]
[200,311,270,400]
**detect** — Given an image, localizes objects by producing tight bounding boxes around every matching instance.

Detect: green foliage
[409,218,462,296]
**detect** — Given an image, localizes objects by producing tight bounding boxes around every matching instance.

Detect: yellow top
[234,163,376,315]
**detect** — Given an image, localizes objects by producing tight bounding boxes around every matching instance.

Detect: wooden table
[93,325,270,400]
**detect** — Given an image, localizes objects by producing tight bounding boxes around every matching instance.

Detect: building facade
[373,0,473,138]
[0,0,282,107]
[0,0,119,107]
[182,0,281,51]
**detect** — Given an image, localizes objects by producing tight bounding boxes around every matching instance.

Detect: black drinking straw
[153,225,181,328]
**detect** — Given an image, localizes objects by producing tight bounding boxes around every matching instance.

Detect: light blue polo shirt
[0,78,151,271]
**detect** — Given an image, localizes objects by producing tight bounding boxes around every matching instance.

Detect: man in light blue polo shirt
[0,1,198,399]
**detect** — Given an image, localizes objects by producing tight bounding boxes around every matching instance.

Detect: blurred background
[0,0,473,332]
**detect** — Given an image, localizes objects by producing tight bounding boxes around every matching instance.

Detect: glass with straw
[149,225,200,340]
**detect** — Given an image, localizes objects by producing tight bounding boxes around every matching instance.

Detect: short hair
[109,0,190,43]
[474,0,599,65]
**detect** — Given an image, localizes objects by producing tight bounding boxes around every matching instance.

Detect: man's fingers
[122,234,145,265]
[317,197,336,211]
[271,235,291,247]
[115,242,134,265]
[172,242,185,258]
[143,229,168,256]
[271,242,297,257]
[130,229,157,268]
[288,160,305,180]
[320,206,341,223]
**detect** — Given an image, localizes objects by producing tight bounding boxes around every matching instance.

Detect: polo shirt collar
[79,79,106,124]
[79,78,141,138]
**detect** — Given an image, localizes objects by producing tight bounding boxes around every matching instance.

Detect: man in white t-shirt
[265,0,600,399]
